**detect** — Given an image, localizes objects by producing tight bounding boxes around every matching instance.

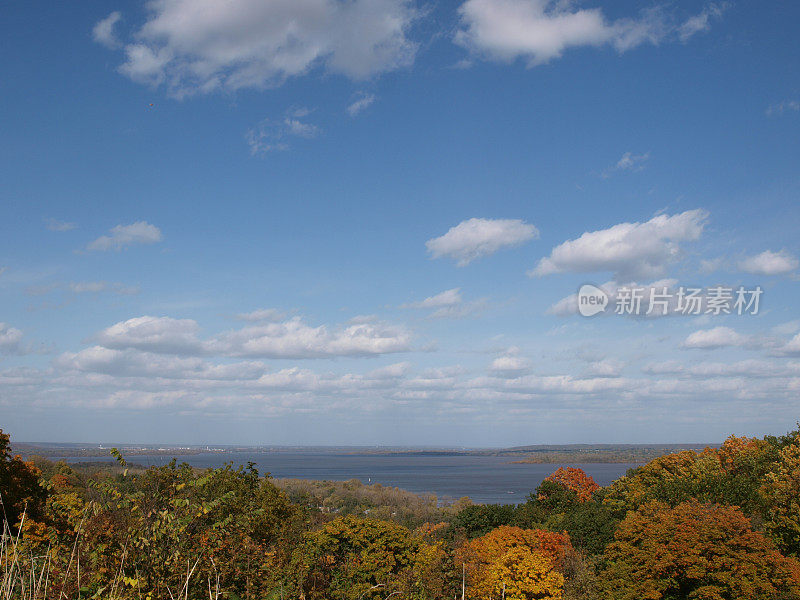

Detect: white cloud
[8,321,800,425]
[677,3,728,42]
[700,257,724,274]
[209,317,412,358]
[69,281,139,295]
[603,151,649,177]
[0,323,24,354]
[584,358,625,377]
[45,218,77,232]
[489,355,531,377]
[93,313,413,360]
[246,111,320,154]
[738,250,798,276]
[617,151,647,170]
[94,316,203,355]
[401,288,487,319]
[56,346,267,381]
[455,0,722,67]
[428,299,488,320]
[772,320,800,337]
[426,218,538,266]
[766,100,800,117]
[402,288,462,309]
[236,309,286,322]
[778,333,800,356]
[501,373,635,395]
[347,92,376,116]
[547,279,680,317]
[643,358,800,379]
[367,362,412,379]
[682,326,749,349]
[87,221,163,251]
[92,11,122,48]
[531,209,707,280]
[101,0,419,97]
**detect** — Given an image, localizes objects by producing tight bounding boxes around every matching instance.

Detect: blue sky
[1,0,799,446]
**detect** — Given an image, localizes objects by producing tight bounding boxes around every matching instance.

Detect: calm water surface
[65,452,639,504]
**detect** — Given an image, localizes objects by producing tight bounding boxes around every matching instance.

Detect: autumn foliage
[602,500,800,600]
[0,428,46,529]
[3,425,800,600]
[541,467,600,503]
[458,526,571,599]
[761,434,800,557]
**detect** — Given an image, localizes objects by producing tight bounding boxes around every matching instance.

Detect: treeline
[508,446,706,464]
[274,478,469,529]
[2,426,800,599]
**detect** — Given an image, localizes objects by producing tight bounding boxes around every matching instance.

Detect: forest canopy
[2,425,800,600]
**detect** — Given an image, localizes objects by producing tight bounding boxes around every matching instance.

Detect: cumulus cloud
[531,209,707,280]
[87,221,163,251]
[94,316,204,355]
[235,309,286,322]
[45,218,77,232]
[209,317,412,358]
[584,358,625,378]
[426,218,538,266]
[455,0,723,67]
[776,333,800,356]
[0,323,24,355]
[401,288,487,319]
[92,314,413,359]
[98,0,419,97]
[738,250,798,276]
[402,288,462,309]
[347,92,377,116]
[489,355,531,377]
[7,321,800,424]
[93,11,122,48]
[56,346,267,381]
[645,359,800,379]
[682,326,749,349]
[547,279,682,318]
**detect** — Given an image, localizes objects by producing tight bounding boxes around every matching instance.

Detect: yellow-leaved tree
[489,547,564,600]
[457,526,570,599]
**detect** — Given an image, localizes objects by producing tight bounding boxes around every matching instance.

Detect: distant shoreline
[15,441,716,464]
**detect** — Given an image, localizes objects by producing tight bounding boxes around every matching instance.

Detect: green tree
[450,503,516,539]
[761,434,800,557]
[294,515,432,600]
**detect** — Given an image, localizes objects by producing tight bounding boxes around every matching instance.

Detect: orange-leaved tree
[601,499,800,600]
[541,467,600,503]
